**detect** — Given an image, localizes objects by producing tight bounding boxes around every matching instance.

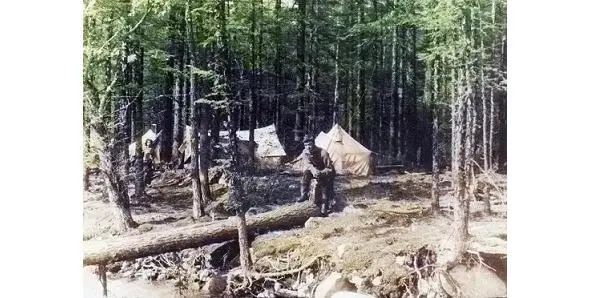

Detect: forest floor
[83,168,507,298]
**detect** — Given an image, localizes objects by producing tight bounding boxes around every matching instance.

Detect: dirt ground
[83,169,507,297]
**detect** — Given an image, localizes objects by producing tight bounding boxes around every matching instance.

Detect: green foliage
[83,0,506,162]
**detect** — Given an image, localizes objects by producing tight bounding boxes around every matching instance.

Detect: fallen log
[84,202,321,266]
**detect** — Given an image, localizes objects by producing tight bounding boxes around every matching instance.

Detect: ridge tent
[292,124,373,176]
[181,124,287,168]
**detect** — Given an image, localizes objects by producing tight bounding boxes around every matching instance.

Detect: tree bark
[134,46,145,201]
[97,116,137,232]
[199,106,213,205]
[160,7,184,164]
[83,202,321,265]
[248,0,258,166]
[389,20,398,161]
[186,0,205,218]
[355,0,365,143]
[450,62,469,265]
[236,211,252,276]
[333,44,340,126]
[294,0,306,142]
[191,105,204,218]
[172,38,185,166]
[429,61,440,214]
[274,0,283,130]
[396,27,406,162]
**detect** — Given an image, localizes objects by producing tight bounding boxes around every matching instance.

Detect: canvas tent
[181,124,287,168]
[128,128,160,162]
[292,124,373,176]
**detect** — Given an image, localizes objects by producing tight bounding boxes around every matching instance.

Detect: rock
[342,206,363,214]
[448,265,506,298]
[198,268,216,281]
[314,272,357,298]
[305,272,316,285]
[331,292,376,298]
[371,275,382,286]
[297,283,312,297]
[305,217,324,229]
[156,273,167,281]
[203,275,227,295]
[337,244,348,259]
[138,224,153,233]
[394,255,407,266]
[349,276,365,287]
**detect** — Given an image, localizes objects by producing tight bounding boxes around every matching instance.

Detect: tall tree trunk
[479,2,489,172]
[294,0,307,142]
[161,22,176,163]
[488,0,497,170]
[497,35,506,170]
[199,106,213,205]
[172,34,185,167]
[355,0,365,143]
[212,0,236,168]
[405,27,418,166]
[248,0,258,166]
[396,27,404,161]
[186,0,204,218]
[99,46,138,231]
[122,44,132,175]
[95,109,137,232]
[191,104,204,218]
[389,21,398,161]
[333,44,340,126]
[84,105,91,191]
[449,61,470,265]
[344,69,350,131]
[429,61,440,214]
[134,46,145,201]
[183,45,191,130]
[369,0,380,152]
[308,0,319,136]
[274,0,283,130]
[256,0,264,128]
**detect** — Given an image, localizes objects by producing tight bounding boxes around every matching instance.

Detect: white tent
[222,124,287,167]
[292,124,373,176]
[182,124,287,167]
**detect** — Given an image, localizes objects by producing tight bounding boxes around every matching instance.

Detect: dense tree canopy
[84,0,506,170]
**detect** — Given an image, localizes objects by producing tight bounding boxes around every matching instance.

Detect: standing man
[143,138,156,186]
[296,135,336,215]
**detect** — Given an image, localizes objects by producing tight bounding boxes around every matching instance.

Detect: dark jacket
[302,147,335,176]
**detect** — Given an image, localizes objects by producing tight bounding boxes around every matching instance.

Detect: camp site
[83,0,507,297]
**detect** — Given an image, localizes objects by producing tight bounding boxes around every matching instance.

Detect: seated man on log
[296,134,336,215]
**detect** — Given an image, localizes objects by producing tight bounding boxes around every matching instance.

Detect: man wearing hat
[296,134,336,215]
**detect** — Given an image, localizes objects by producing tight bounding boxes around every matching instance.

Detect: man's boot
[320,192,330,216]
[296,181,309,202]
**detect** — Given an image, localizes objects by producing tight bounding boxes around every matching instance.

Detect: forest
[83,0,507,297]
